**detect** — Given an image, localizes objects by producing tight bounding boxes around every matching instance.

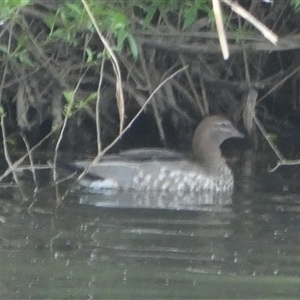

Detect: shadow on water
[1,154,300,298]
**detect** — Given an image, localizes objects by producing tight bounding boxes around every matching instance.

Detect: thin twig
[254,114,285,162]
[96,55,105,154]
[252,113,299,172]
[52,68,89,205]
[140,48,166,145]
[258,64,300,104]
[52,69,88,178]
[81,0,125,133]
[0,130,54,182]
[180,55,206,115]
[1,115,28,201]
[268,159,300,172]
[21,133,39,208]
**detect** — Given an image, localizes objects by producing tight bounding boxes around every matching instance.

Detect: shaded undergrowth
[0,0,300,203]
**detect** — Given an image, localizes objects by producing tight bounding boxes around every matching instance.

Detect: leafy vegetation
[291,0,300,11]
[0,0,299,154]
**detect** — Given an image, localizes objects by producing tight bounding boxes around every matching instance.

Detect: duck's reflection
[77,189,233,211]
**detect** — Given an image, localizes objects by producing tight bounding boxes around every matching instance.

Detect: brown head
[192,115,244,173]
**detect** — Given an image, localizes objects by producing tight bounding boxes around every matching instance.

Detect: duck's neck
[194,143,226,175]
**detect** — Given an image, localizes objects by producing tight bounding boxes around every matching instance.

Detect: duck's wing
[116,148,185,161]
[64,160,141,189]
[99,148,185,162]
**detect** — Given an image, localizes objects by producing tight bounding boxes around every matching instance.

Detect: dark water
[1,156,300,299]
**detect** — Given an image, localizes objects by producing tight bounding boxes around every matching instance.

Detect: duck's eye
[218,122,229,128]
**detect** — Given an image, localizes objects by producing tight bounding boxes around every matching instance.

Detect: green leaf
[117,28,127,51]
[183,6,197,30]
[65,2,82,18]
[0,44,8,54]
[44,14,57,30]
[63,90,75,117]
[20,0,32,6]
[15,35,27,51]
[127,34,138,59]
[0,0,32,19]
[143,2,158,29]
[0,105,5,116]
[52,28,67,40]
[60,10,67,26]
[85,92,97,103]
[17,50,35,68]
[78,92,97,109]
[85,47,94,63]
[292,0,300,11]
[111,11,127,30]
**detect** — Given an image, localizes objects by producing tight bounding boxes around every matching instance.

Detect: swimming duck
[68,115,244,193]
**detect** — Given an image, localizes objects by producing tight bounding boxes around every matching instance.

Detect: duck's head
[192,115,244,169]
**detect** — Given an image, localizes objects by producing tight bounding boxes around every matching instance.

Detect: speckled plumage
[70,115,243,194]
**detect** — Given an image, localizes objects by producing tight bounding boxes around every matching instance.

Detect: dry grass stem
[81,0,125,133]
[243,89,257,134]
[212,0,229,60]
[222,0,278,45]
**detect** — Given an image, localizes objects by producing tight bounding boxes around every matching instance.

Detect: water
[0,156,300,299]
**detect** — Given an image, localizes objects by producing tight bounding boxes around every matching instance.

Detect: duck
[66,115,244,194]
